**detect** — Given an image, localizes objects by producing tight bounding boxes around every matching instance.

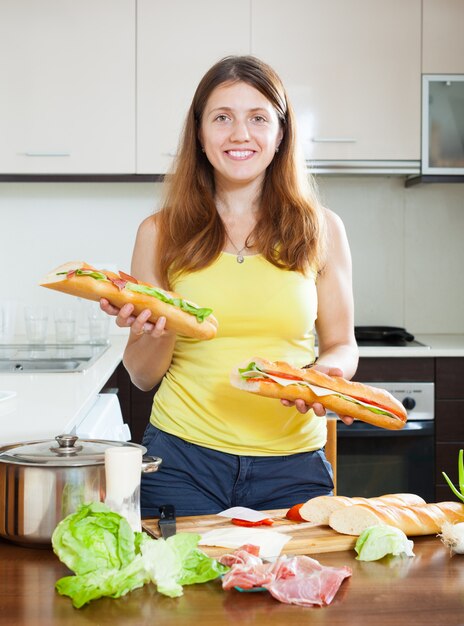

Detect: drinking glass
[105,447,142,532]
[54,308,76,344]
[88,306,110,345]
[24,306,49,344]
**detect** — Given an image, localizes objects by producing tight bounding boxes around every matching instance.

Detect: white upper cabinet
[251,0,421,162]
[0,0,135,174]
[136,0,251,174]
[422,0,464,73]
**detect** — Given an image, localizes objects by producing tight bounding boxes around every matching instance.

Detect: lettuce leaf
[51,502,136,575]
[125,282,213,323]
[355,525,415,561]
[52,504,228,608]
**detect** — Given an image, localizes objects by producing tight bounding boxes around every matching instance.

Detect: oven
[331,381,435,502]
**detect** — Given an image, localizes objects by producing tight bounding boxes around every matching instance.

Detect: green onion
[442,449,464,503]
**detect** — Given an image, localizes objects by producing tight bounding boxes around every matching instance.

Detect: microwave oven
[422,74,464,175]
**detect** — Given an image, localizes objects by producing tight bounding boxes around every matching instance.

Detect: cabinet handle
[23,152,71,157]
[311,138,357,143]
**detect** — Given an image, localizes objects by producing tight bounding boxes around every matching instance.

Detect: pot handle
[142,455,162,474]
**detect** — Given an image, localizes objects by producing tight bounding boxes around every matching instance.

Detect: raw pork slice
[220,547,352,606]
[266,555,352,607]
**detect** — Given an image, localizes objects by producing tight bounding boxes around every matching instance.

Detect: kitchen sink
[0,344,109,373]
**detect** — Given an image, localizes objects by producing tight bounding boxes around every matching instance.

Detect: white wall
[1,177,463,337]
[317,176,464,333]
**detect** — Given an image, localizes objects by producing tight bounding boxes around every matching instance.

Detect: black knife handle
[159,504,176,520]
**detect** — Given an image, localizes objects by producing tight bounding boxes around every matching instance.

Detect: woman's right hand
[99,298,169,341]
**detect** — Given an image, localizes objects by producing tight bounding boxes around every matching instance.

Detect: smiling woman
[199,81,283,189]
[99,55,358,517]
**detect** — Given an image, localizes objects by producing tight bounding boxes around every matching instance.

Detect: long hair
[155,55,326,288]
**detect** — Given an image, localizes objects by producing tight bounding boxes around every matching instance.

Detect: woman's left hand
[280,364,354,425]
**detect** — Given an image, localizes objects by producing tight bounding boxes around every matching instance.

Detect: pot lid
[0,434,146,467]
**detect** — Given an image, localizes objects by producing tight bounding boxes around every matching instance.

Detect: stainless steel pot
[0,434,161,547]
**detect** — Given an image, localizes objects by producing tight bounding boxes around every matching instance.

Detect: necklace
[224,230,248,264]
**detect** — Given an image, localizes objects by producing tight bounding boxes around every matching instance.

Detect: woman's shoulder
[321,206,344,231]
[137,213,158,239]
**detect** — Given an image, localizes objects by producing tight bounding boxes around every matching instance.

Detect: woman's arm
[282,208,359,423]
[101,216,177,391]
[314,208,358,378]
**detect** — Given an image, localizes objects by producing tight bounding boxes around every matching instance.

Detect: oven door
[336,420,435,502]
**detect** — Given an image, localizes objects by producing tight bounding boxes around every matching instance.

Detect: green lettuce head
[51,501,136,575]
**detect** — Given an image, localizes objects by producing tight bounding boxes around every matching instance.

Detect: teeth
[228,150,253,158]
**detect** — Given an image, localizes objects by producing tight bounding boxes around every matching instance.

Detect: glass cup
[24,306,49,344]
[0,300,17,344]
[88,306,110,345]
[104,447,142,532]
[54,308,77,344]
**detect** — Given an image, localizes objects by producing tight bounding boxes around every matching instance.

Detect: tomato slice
[286,503,304,522]
[231,518,274,527]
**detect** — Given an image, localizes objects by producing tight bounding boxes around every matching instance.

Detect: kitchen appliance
[354,326,430,348]
[0,434,161,546]
[333,382,435,501]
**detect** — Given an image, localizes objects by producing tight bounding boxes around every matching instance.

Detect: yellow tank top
[150,252,326,455]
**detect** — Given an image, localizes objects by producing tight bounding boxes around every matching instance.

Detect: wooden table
[1,534,463,626]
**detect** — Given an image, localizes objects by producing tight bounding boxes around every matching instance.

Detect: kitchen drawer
[353,358,434,382]
[435,400,464,442]
[435,443,463,485]
[436,358,464,399]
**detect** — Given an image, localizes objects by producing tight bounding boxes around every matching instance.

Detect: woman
[102,56,358,517]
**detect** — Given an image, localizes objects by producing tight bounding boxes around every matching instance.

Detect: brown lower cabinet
[105,356,464,502]
[435,357,464,502]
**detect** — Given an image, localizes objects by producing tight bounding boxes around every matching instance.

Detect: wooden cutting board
[142,508,356,556]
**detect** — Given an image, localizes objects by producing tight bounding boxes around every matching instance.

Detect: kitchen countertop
[1,333,463,446]
[357,334,464,358]
[1,533,463,626]
[0,335,127,445]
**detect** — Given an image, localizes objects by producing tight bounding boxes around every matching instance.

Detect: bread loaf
[299,493,426,525]
[329,501,464,536]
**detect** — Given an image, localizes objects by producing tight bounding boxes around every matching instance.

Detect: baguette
[299,493,426,525]
[231,357,407,429]
[329,501,464,536]
[40,261,218,340]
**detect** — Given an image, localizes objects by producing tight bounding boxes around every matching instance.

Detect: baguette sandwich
[230,357,407,429]
[299,493,426,525]
[40,261,218,340]
[328,501,464,536]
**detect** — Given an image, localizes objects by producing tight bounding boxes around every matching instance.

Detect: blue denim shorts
[141,423,334,517]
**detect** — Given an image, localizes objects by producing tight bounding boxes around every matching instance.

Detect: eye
[214,114,230,122]
[251,115,267,123]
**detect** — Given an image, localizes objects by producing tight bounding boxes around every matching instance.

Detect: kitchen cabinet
[136,0,251,174]
[0,0,135,174]
[422,0,464,73]
[435,357,464,502]
[251,0,421,162]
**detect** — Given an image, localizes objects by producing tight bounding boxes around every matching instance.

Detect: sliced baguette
[299,493,426,525]
[329,501,464,536]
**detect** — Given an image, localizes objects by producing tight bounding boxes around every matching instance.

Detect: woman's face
[199,81,283,189]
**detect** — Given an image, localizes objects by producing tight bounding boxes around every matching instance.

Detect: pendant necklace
[224,230,248,264]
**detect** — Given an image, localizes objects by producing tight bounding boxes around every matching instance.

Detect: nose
[230,119,250,142]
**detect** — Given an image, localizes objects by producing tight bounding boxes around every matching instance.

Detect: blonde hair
[155,55,326,288]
